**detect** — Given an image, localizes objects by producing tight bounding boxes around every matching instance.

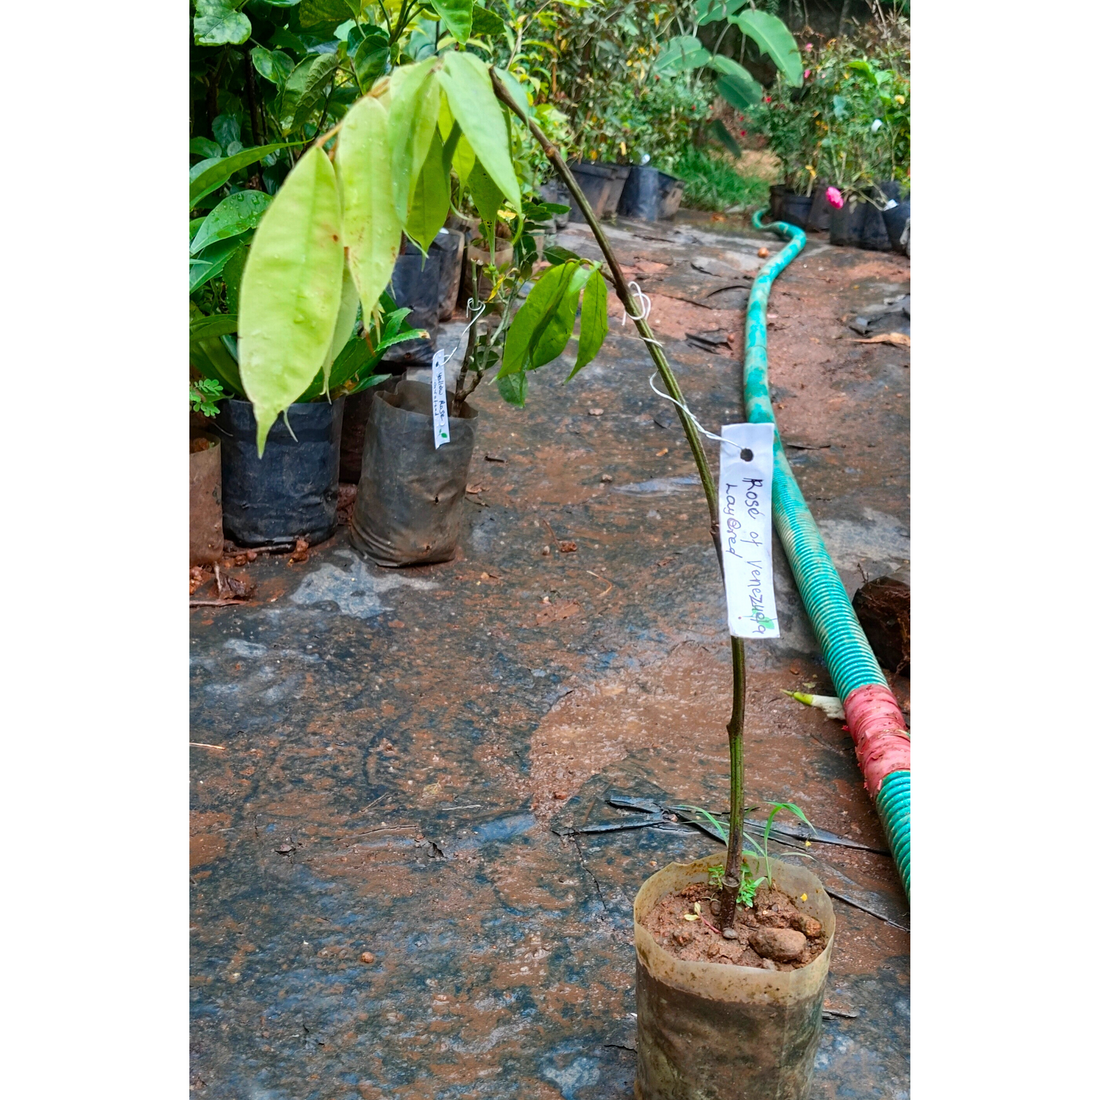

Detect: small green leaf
[569,269,607,378]
[492,67,530,118]
[251,46,295,88]
[466,159,504,243]
[279,53,340,135]
[695,0,747,24]
[439,52,521,212]
[352,34,389,91]
[190,190,273,255]
[430,0,473,44]
[223,244,249,314]
[193,0,251,47]
[190,136,222,159]
[531,265,590,369]
[497,371,528,407]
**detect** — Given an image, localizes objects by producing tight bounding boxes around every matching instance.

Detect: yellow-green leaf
[389,59,442,222]
[466,159,504,243]
[439,52,520,212]
[321,262,360,393]
[452,133,476,193]
[405,130,450,254]
[335,93,403,322]
[238,146,344,455]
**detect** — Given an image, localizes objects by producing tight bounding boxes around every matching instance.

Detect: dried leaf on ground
[854,333,910,347]
[535,600,582,626]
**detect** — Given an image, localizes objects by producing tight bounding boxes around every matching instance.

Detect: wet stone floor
[190,213,910,1099]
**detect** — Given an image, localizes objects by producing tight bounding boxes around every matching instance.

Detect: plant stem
[491,70,748,926]
[718,634,746,928]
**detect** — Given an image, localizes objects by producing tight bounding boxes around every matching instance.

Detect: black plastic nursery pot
[807,185,835,231]
[350,380,478,567]
[618,166,686,221]
[878,182,910,254]
[434,227,464,321]
[385,245,442,365]
[634,855,835,1100]
[769,184,788,221]
[779,192,814,230]
[338,374,402,484]
[216,397,345,547]
[566,161,630,221]
[829,200,891,251]
[190,433,223,566]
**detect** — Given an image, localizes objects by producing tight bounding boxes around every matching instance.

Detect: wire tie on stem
[647,374,725,443]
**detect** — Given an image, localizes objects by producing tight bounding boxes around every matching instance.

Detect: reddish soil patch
[642,879,828,971]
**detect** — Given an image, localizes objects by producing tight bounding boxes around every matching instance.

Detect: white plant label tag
[431,348,450,449]
[719,422,779,638]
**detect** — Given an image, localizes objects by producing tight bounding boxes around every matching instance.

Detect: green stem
[491,70,747,927]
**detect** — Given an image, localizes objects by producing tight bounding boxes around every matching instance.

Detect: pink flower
[826,186,844,209]
[804,43,813,51]
[803,69,812,79]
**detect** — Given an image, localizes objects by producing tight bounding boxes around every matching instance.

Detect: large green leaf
[251,46,295,88]
[439,52,521,211]
[472,6,507,37]
[695,0,748,24]
[279,53,340,135]
[320,262,360,393]
[223,243,249,314]
[715,69,761,111]
[708,118,742,158]
[237,146,345,455]
[389,59,443,222]
[336,93,404,321]
[500,262,576,377]
[452,133,476,192]
[654,35,711,74]
[430,0,473,43]
[466,159,504,244]
[190,190,273,255]
[569,269,607,379]
[406,131,451,255]
[531,264,590,369]
[193,0,251,46]
[189,143,296,208]
[708,55,762,107]
[190,238,243,293]
[732,10,803,86]
[352,34,389,91]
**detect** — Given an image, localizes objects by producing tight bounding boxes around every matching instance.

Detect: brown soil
[641,879,828,971]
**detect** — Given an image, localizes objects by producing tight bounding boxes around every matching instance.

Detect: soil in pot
[634,855,834,1100]
[641,879,828,971]
[190,434,223,566]
[350,379,477,567]
[217,397,344,547]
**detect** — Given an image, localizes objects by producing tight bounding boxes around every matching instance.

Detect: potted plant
[190,297,423,546]
[488,71,838,1099]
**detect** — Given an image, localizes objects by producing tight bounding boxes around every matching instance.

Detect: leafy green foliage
[190,377,229,417]
[736,862,765,907]
[430,0,474,44]
[673,147,768,212]
[190,190,273,254]
[193,0,251,47]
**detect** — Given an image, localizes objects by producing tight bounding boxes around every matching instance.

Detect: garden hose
[743,210,911,899]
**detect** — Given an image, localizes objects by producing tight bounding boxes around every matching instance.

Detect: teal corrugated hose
[745,209,911,900]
